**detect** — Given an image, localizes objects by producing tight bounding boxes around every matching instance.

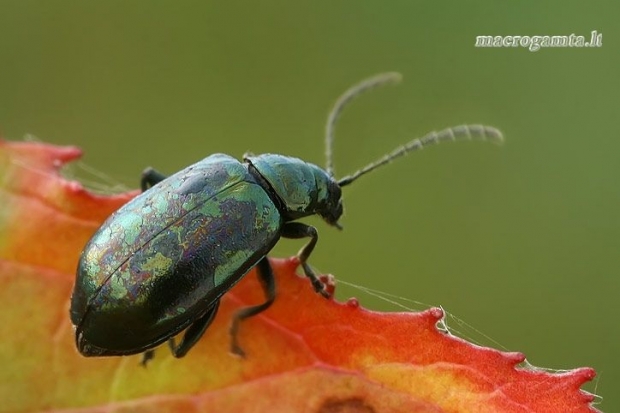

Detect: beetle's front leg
[141,167,168,191]
[229,257,276,357]
[281,222,329,298]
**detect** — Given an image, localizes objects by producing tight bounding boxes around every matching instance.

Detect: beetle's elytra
[70,72,503,362]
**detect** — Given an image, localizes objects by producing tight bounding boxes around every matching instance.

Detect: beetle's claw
[231,343,247,359]
[140,350,155,367]
[311,278,330,298]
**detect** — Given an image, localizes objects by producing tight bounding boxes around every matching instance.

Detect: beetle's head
[316,175,344,229]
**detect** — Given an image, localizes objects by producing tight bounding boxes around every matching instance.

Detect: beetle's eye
[320,198,343,228]
[334,200,343,220]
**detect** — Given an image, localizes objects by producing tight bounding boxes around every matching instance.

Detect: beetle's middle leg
[141,167,168,191]
[229,257,276,357]
[281,222,329,298]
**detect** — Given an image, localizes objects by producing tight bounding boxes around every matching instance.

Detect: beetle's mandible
[70,72,503,362]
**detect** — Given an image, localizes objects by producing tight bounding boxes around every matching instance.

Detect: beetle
[70,72,503,362]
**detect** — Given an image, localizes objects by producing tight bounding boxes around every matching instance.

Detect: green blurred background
[1,1,617,410]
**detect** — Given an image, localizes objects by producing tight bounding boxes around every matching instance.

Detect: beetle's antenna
[338,124,504,187]
[325,72,402,177]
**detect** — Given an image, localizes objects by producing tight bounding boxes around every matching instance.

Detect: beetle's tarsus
[301,261,329,298]
[140,349,155,367]
[230,341,247,358]
[313,278,330,298]
[228,318,244,357]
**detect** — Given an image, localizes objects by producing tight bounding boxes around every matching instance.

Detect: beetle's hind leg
[141,167,168,191]
[281,222,329,298]
[168,300,221,358]
[229,257,276,357]
[139,301,221,365]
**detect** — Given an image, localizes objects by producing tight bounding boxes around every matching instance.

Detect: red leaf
[0,139,599,412]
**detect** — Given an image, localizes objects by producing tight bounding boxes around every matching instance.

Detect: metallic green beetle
[70,73,503,361]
